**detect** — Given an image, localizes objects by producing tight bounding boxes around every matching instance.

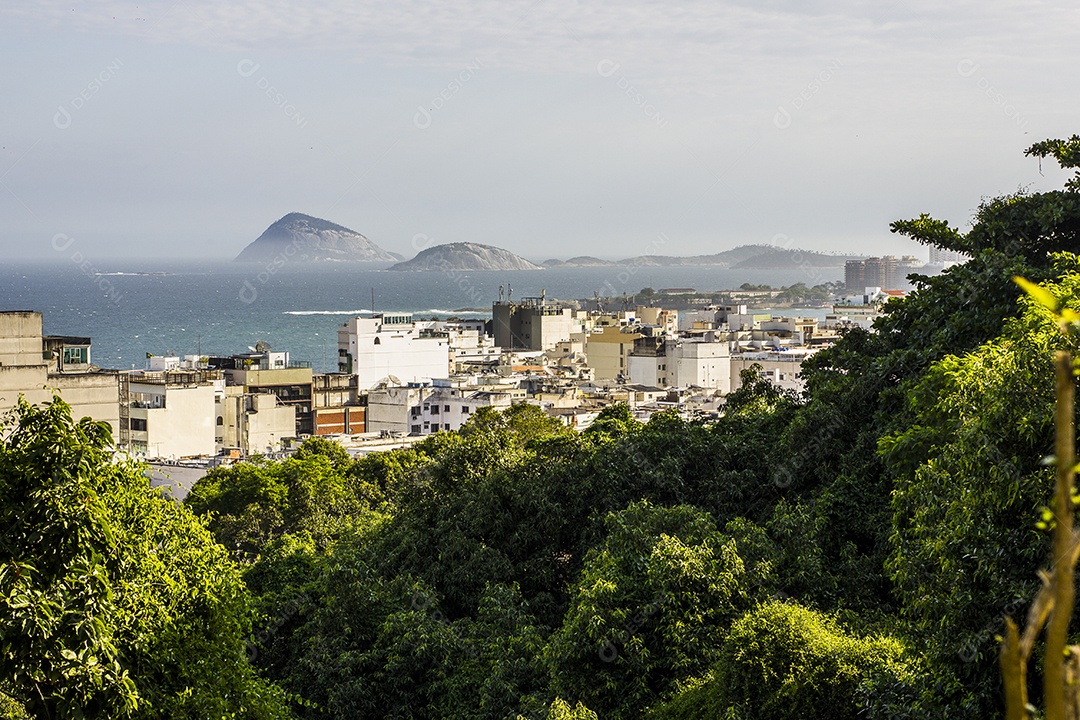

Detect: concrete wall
[0,365,120,435]
[243,393,296,454]
[730,357,806,393]
[0,311,45,367]
[130,382,216,458]
[670,340,730,393]
[627,354,664,387]
[367,386,435,435]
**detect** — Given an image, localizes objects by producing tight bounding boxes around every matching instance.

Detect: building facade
[338,314,450,390]
[0,311,122,439]
[492,298,581,351]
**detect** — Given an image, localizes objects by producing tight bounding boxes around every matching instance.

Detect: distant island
[234,212,401,263]
[234,216,865,272]
[389,242,544,271]
[542,256,616,267]
[540,244,862,269]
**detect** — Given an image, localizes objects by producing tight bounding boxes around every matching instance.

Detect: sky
[2,1,1079,263]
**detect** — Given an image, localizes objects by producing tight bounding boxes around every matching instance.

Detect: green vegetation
[5,136,1080,718]
[0,398,291,719]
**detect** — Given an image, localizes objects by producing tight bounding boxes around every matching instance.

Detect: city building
[208,350,314,436]
[844,255,923,291]
[730,348,817,394]
[585,325,643,382]
[492,296,582,351]
[128,369,221,458]
[627,333,730,392]
[0,311,123,440]
[929,246,969,265]
[312,372,365,435]
[445,325,502,373]
[337,313,450,390]
[216,386,297,455]
[366,384,436,436]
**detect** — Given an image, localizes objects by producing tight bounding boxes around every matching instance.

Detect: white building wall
[416,389,514,435]
[243,394,296,454]
[669,340,730,393]
[627,355,664,387]
[367,385,435,435]
[338,316,449,390]
[730,354,811,394]
[130,382,216,459]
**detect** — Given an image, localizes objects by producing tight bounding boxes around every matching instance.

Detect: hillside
[389,242,544,271]
[234,212,400,263]
[730,247,861,268]
[618,244,861,268]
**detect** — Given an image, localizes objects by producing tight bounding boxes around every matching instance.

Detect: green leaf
[1013,275,1060,312]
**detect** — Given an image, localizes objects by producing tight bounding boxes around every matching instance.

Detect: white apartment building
[627,334,731,392]
[447,327,502,373]
[337,313,450,390]
[411,386,517,435]
[128,371,221,458]
[729,348,817,394]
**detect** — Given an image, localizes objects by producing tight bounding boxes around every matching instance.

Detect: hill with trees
[4,136,1080,719]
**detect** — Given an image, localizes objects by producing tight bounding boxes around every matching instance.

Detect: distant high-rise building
[844,259,867,292]
[929,246,968,265]
[845,255,923,291]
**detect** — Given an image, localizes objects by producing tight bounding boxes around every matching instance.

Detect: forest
[3,136,1080,719]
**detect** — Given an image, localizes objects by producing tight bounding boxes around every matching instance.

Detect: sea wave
[283,310,375,315]
[283,309,487,316]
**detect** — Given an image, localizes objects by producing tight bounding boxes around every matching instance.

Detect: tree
[0,396,292,719]
[649,601,908,720]
[879,261,1080,716]
[546,501,750,719]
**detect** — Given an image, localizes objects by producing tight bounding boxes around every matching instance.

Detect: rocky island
[389,242,544,271]
[234,212,400,263]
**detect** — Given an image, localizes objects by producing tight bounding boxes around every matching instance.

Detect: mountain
[389,243,544,271]
[234,212,400,263]
[546,244,863,268]
[729,247,862,268]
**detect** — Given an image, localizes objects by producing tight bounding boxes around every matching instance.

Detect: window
[62,347,88,365]
[130,418,147,432]
[411,425,421,434]
[431,405,440,415]
[462,406,470,414]
[444,405,450,412]
[374,337,381,345]
[216,417,224,426]
[411,407,421,417]
[444,423,451,431]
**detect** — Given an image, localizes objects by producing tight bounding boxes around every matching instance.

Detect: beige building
[585,325,643,382]
[128,370,220,458]
[0,311,121,437]
[216,387,297,455]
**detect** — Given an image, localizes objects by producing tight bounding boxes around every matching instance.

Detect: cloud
[0,0,991,97]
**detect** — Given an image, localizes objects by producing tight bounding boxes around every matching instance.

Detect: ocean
[1,259,841,373]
